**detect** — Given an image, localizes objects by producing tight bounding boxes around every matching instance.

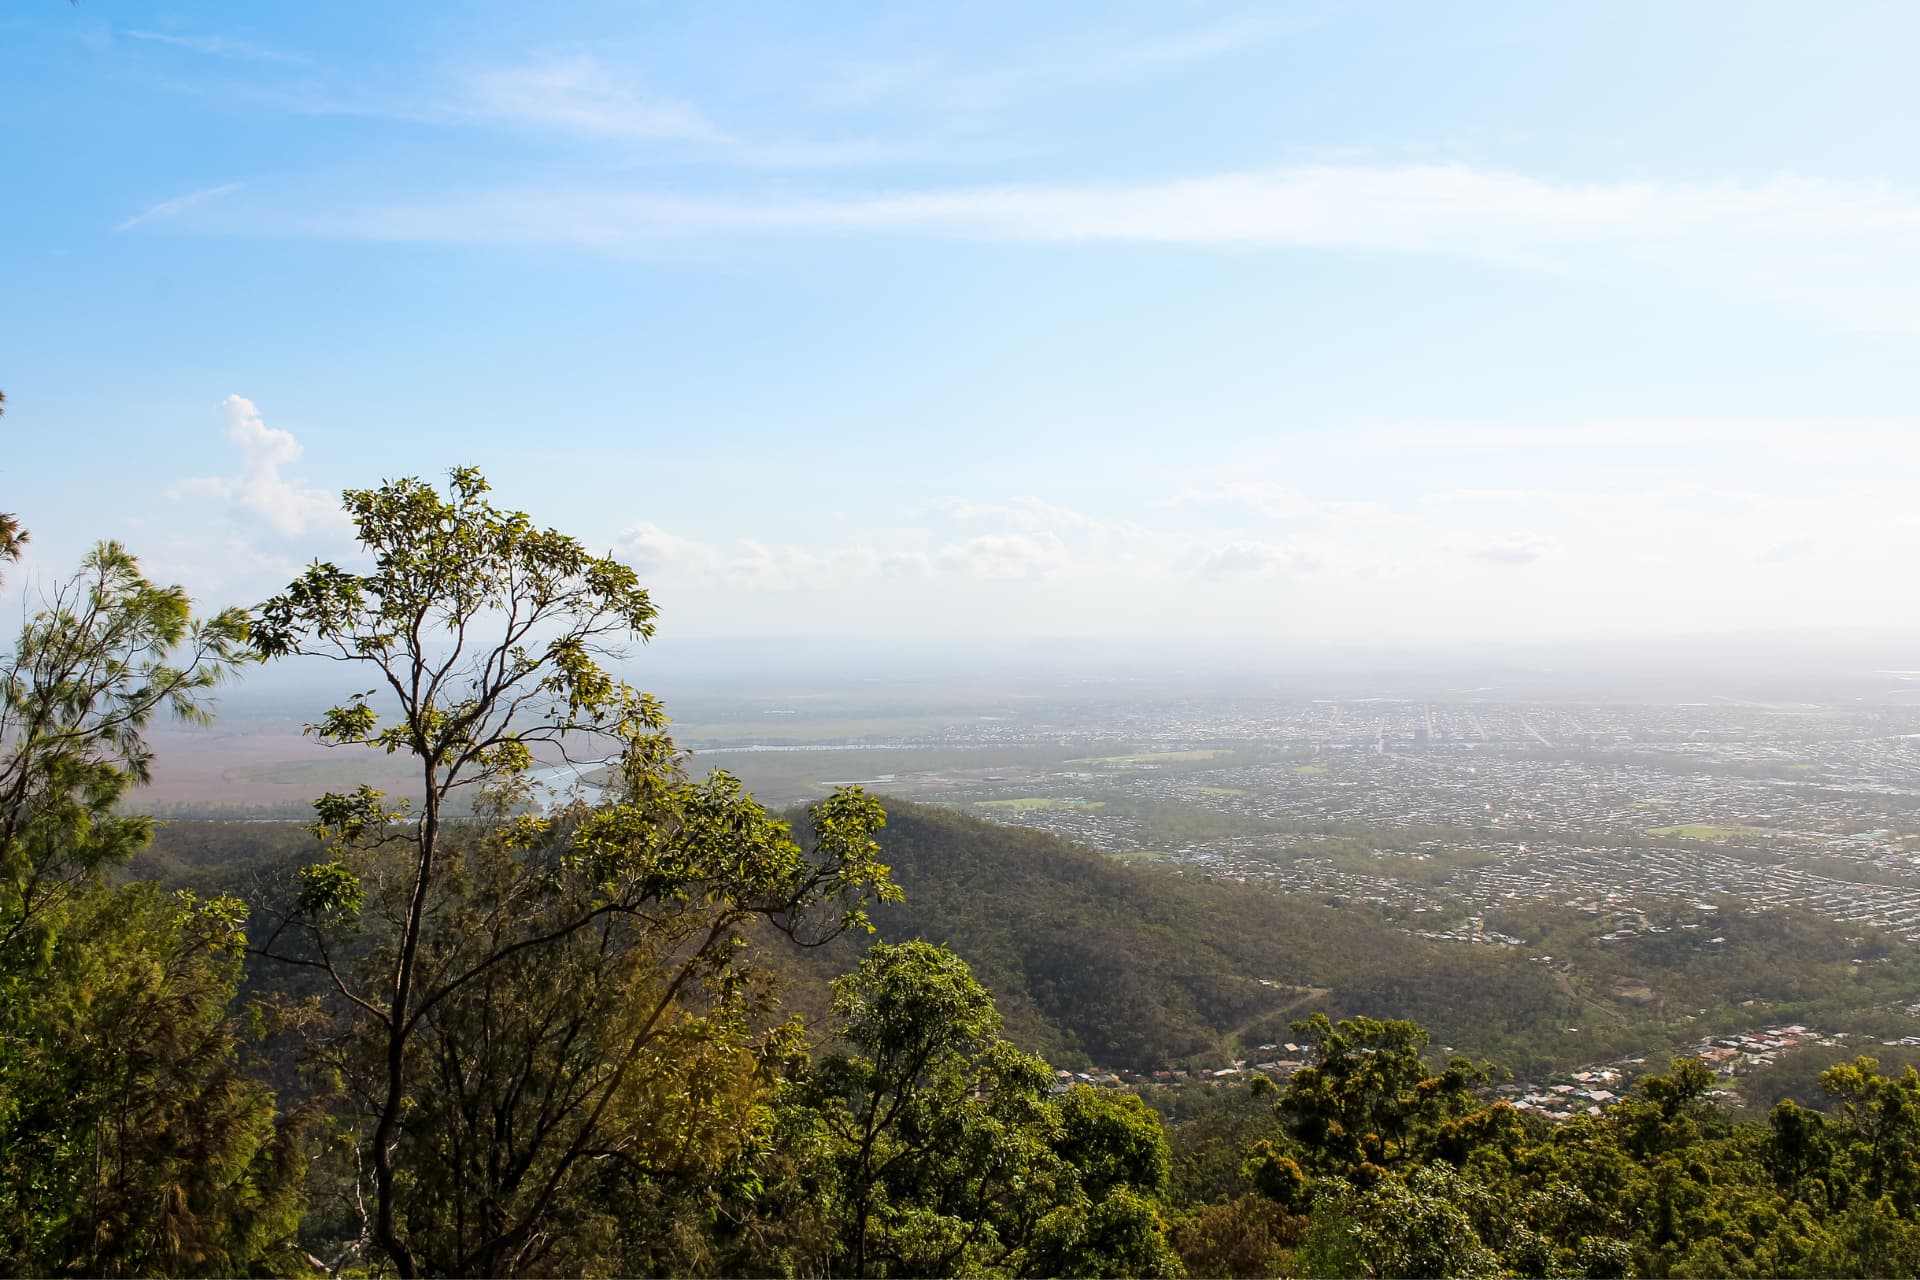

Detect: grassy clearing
[977,797,1104,811]
[1065,749,1235,766]
[1188,785,1248,797]
[1292,764,1328,776]
[1648,823,1769,842]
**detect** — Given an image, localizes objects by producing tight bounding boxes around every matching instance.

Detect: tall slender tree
[251,468,897,1277]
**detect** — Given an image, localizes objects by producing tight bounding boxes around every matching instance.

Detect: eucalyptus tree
[251,469,897,1277]
[1276,1013,1492,1180]
[782,940,1181,1279]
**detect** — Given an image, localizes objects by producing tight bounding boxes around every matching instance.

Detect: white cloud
[724,539,840,590]
[612,516,1077,591]
[174,396,346,541]
[817,12,1317,115]
[120,183,242,232]
[1193,539,1326,577]
[458,55,727,143]
[1463,534,1548,566]
[615,522,905,591]
[537,438,1920,640]
[936,531,1069,579]
[190,164,1920,328]
[1185,527,1397,580]
[613,521,713,575]
[123,29,307,64]
[880,551,934,578]
[610,495,1137,593]
[599,448,1920,640]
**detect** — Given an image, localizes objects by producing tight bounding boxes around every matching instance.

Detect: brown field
[136,723,423,811]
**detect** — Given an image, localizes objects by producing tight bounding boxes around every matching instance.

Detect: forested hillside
[147,800,1909,1084]
[766,802,1920,1080]
[768,802,1580,1071]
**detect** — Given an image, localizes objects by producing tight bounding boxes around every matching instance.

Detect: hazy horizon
[161,627,1920,717]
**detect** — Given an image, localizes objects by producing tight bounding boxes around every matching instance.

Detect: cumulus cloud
[1193,538,1329,577]
[610,488,1140,596]
[615,522,922,591]
[724,540,844,590]
[174,396,346,540]
[881,551,933,578]
[611,518,1072,590]
[613,521,714,575]
[936,531,1069,580]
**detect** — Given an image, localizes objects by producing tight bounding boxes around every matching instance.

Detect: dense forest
[11,467,1920,1277]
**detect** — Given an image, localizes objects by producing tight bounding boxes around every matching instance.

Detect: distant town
[751,696,1920,943]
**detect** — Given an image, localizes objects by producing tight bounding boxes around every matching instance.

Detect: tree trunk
[372,774,440,1278]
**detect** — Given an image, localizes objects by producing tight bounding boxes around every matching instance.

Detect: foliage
[772,941,1181,1279]
[22,471,1920,1278]
[91,783,1920,1280]
[1170,1193,1301,1278]
[774,801,1595,1073]
[0,886,305,1277]
[1151,1081,1290,1207]
[1275,1012,1492,1180]
[250,469,898,1277]
[0,542,250,957]
[0,542,297,1276]
[1238,1022,1920,1278]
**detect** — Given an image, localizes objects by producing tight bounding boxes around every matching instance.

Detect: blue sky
[5,2,1919,645]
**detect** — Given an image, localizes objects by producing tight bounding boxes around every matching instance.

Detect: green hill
[140,804,1920,1079]
[776,802,1588,1071]
[777,802,1920,1077]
